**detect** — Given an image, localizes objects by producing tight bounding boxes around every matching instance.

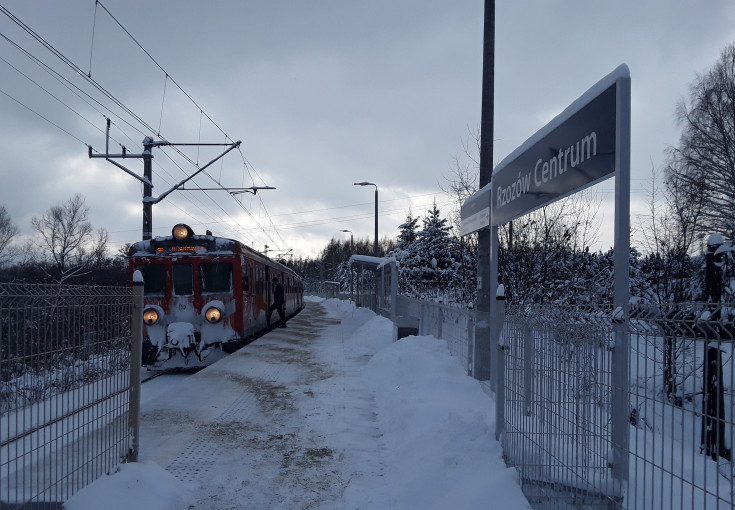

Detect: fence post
[523,322,534,417]
[467,313,475,377]
[128,271,144,462]
[419,302,425,336]
[437,305,444,340]
[494,285,506,441]
[611,306,629,497]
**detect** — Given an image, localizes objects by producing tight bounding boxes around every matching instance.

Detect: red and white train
[128,223,303,368]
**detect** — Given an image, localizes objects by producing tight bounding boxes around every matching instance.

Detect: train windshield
[200,261,233,294]
[135,264,166,296]
[172,264,193,296]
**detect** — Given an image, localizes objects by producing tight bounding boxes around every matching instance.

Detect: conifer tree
[397,211,419,250]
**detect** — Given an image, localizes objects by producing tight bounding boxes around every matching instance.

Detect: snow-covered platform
[138,298,382,508]
[66,298,529,510]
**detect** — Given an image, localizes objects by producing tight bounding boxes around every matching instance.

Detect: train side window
[172,264,193,296]
[200,261,233,293]
[135,264,166,296]
[240,263,249,293]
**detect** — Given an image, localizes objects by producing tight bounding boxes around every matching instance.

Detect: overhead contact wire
[1,3,283,247]
[0,87,88,146]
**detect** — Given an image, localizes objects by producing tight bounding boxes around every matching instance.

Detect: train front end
[128,223,247,369]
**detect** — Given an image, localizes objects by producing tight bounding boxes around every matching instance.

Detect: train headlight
[143,308,160,325]
[172,223,194,241]
[204,305,223,324]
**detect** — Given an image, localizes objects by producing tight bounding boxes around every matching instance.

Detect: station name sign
[492,85,615,225]
[461,65,628,234]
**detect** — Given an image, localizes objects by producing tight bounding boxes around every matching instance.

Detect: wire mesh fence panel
[501,303,735,510]
[0,283,134,508]
[432,303,473,371]
[501,305,620,509]
[626,302,734,510]
[395,295,475,373]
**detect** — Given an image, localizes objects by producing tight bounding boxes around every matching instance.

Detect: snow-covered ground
[63,297,530,509]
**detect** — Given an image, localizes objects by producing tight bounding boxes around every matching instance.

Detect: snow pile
[341,317,528,509]
[321,296,360,318]
[345,310,394,356]
[62,461,193,510]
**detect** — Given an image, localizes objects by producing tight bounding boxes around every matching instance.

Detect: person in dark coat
[268,277,286,328]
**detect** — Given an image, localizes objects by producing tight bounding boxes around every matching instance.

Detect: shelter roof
[348,255,398,271]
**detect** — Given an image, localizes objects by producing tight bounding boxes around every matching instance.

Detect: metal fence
[0,283,142,509]
[389,296,734,509]
[625,302,733,510]
[395,295,475,372]
[498,304,624,508]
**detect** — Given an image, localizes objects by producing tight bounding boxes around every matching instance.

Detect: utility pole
[89,118,242,240]
[142,137,153,240]
[475,0,495,382]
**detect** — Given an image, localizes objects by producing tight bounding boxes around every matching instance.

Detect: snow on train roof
[129,233,298,276]
[128,234,240,255]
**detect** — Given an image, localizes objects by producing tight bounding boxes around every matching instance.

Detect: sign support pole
[611,72,631,497]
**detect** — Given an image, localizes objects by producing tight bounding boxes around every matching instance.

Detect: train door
[248,263,255,325]
[265,266,271,311]
[240,258,251,331]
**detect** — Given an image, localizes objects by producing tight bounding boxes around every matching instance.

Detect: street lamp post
[354,182,378,256]
[341,229,354,300]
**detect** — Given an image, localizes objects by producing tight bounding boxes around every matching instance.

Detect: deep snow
[64,297,530,509]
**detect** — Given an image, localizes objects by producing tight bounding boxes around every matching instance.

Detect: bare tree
[31,194,108,283]
[0,205,18,267]
[14,239,39,268]
[90,228,110,267]
[635,166,705,402]
[440,125,481,234]
[636,165,703,303]
[498,191,603,305]
[670,42,735,239]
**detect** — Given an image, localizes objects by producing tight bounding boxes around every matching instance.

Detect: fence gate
[499,304,620,508]
[0,283,141,508]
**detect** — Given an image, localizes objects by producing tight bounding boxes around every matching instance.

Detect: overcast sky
[2,1,735,259]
